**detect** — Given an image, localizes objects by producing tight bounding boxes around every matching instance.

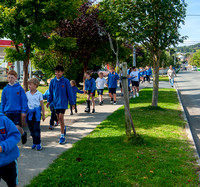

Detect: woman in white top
[167,65,176,87]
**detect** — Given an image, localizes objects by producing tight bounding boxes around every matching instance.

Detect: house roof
[0,40,22,47]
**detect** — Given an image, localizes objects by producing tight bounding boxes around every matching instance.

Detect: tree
[189,50,200,67]
[100,0,187,106]
[59,2,109,86]
[0,0,82,91]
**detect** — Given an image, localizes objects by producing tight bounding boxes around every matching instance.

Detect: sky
[179,0,200,46]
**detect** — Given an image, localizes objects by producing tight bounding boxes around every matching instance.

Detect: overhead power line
[186,15,200,16]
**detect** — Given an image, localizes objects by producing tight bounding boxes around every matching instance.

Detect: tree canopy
[0,0,83,90]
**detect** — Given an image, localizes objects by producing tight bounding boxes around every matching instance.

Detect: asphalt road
[175,71,200,157]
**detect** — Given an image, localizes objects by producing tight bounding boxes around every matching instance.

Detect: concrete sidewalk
[1,81,171,187]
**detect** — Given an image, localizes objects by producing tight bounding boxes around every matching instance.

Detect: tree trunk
[152,52,161,107]
[122,62,137,137]
[23,46,30,92]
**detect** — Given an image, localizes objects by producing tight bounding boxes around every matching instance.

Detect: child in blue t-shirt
[70,80,84,115]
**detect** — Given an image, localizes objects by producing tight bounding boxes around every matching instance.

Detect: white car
[192,66,197,71]
[0,67,8,87]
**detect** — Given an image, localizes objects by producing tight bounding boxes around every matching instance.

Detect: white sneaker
[133,95,136,98]
[110,100,113,104]
[136,92,139,97]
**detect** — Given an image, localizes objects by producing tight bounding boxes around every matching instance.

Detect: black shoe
[70,112,73,115]
[75,108,78,113]
[21,132,27,145]
[99,102,102,105]
[92,109,95,113]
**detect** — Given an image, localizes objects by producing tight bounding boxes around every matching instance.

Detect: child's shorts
[6,113,21,126]
[109,88,117,94]
[0,160,18,187]
[97,89,104,95]
[55,109,66,114]
[132,81,139,87]
[87,90,96,97]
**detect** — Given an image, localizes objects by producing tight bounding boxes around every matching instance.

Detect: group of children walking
[0,64,151,187]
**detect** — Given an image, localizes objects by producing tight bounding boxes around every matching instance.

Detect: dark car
[32,70,47,81]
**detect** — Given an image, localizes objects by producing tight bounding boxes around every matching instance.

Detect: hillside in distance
[176,43,200,53]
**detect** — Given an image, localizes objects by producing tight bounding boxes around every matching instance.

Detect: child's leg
[28,120,35,144]
[70,105,73,114]
[92,96,95,109]
[50,106,55,127]
[113,94,117,102]
[33,120,41,145]
[75,104,77,113]
[133,86,136,96]
[100,95,103,102]
[136,86,139,93]
[58,113,65,134]
[1,160,18,187]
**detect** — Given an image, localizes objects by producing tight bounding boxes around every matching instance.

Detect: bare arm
[40,100,45,121]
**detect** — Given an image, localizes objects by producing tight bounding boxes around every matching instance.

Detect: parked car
[181,67,187,71]
[97,68,110,77]
[0,67,8,87]
[192,66,197,71]
[32,70,47,81]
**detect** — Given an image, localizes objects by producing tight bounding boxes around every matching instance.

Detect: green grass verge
[27,88,199,186]
[159,75,169,82]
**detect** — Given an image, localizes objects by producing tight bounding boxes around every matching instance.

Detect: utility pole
[174,48,176,66]
[133,45,136,67]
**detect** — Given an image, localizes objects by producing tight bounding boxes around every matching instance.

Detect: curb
[174,82,200,167]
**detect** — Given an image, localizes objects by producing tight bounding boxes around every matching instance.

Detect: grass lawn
[159,75,169,82]
[27,88,199,186]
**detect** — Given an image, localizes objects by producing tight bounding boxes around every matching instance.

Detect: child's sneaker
[36,144,42,151]
[59,137,66,144]
[54,122,58,126]
[64,126,67,136]
[133,95,136,98]
[21,132,27,145]
[99,102,102,105]
[75,108,78,113]
[32,144,36,149]
[136,92,139,97]
[49,125,53,130]
[110,100,113,104]
[113,101,117,105]
[70,112,73,115]
[92,109,95,113]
